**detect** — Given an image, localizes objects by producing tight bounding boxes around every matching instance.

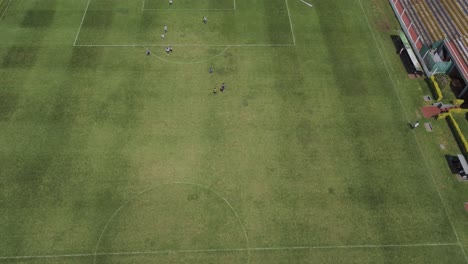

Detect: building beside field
[389,0,468,97]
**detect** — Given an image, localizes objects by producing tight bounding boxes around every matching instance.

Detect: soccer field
[1,0,468,263]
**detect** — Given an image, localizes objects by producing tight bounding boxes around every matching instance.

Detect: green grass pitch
[1,0,468,263]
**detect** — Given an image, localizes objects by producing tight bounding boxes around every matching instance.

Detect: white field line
[141,0,145,11]
[143,8,235,11]
[73,0,91,46]
[0,243,459,260]
[300,0,313,7]
[92,182,251,264]
[172,181,251,263]
[357,0,468,263]
[74,43,294,47]
[92,194,139,263]
[76,0,289,47]
[285,0,296,45]
[0,0,13,21]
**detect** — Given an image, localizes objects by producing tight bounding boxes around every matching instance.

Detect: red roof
[445,40,468,81]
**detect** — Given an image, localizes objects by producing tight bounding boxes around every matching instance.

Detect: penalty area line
[285,0,296,45]
[0,243,459,260]
[73,44,295,47]
[73,0,92,46]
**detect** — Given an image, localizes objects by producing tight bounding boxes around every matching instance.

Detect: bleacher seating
[394,0,468,80]
[400,0,432,44]
[456,0,468,16]
[406,0,440,43]
[426,0,460,38]
[443,0,468,36]
[397,0,467,41]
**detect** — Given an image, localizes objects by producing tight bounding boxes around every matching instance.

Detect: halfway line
[0,243,459,260]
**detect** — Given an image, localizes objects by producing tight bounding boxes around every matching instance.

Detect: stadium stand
[390,0,468,97]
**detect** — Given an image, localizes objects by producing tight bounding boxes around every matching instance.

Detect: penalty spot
[300,0,313,7]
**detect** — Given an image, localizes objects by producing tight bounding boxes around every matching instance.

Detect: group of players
[145,0,226,94]
[213,82,226,94]
[148,1,209,54]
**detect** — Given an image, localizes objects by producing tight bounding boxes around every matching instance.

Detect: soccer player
[169,46,173,53]
[220,83,225,92]
[146,49,151,56]
[209,67,213,75]
[169,0,173,5]
[164,24,168,33]
[165,47,170,54]
[161,33,165,40]
[203,16,207,23]
[213,87,217,94]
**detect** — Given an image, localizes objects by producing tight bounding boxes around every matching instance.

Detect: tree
[434,73,451,90]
